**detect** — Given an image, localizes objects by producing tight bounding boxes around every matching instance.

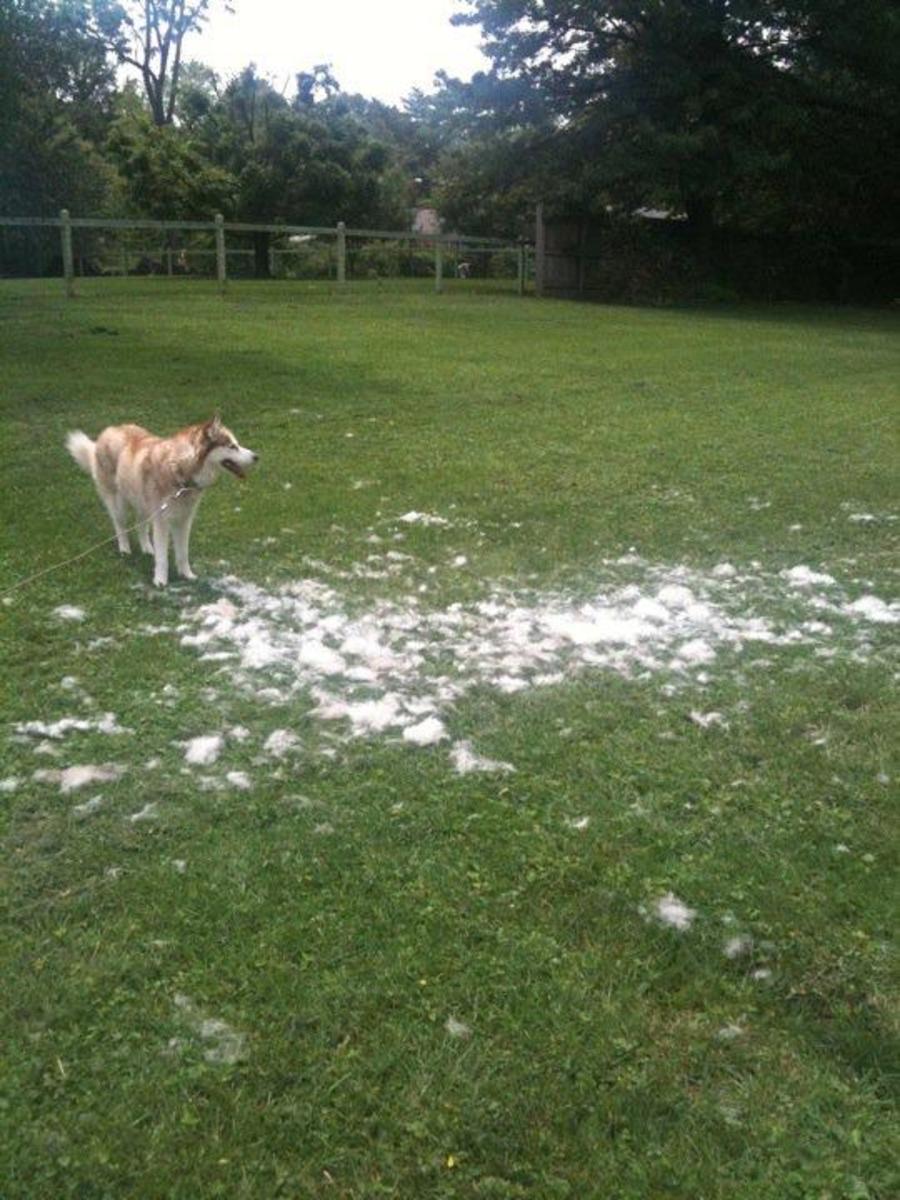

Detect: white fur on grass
[14,713,130,740]
[653,893,697,932]
[402,716,447,746]
[716,1024,746,1041]
[844,596,899,623]
[72,795,103,819]
[264,729,299,757]
[398,511,450,527]
[724,935,754,959]
[781,566,837,588]
[33,764,125,793]
[184,734,224,766]
[312,693,403,736]
[226,770,252,790]
[128,802,159,823]
[689,710,729,730]
[53,604,86,621]
[172,994,247,1065]
[445,1016,472,1039]
[449,741,515,775]
[178,558,897,756]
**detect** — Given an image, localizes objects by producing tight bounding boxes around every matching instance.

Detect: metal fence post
[215,213,226,293]
[336,221,346,285]
[60,209,75,298]
[434,238,443,293]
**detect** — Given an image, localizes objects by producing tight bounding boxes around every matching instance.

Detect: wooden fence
[0,212,532,297]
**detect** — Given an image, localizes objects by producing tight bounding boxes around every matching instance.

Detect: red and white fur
[66,416,258,587]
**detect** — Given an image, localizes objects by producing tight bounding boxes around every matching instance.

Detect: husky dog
[66,415,258,587]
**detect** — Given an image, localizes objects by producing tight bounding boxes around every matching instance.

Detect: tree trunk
[253,231,271,279]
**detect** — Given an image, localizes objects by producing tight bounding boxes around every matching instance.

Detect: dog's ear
[204,413,223,441]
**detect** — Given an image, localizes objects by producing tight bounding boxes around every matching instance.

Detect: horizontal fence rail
[0,211,533,298]
[0,215,516,244]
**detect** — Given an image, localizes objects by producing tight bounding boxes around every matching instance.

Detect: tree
[405,69,556,235]
[87,0,219,125]
[106,87,235,218]
[194,67,411,275]
[174,59,221,131]
[0,1,120,216]
[448,0,900,240]
[770,0,900,239]
[447,2,791,234]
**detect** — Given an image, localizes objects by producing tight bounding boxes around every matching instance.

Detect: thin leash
[1,486,195,601]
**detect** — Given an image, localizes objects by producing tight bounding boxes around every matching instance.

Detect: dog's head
[202,414,258,481]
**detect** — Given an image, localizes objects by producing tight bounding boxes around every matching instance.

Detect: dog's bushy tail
[66,431,96,477]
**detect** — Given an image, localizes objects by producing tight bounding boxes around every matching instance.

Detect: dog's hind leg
[136,512,154,555]
[151,514,170,587]
[98,485,131,554]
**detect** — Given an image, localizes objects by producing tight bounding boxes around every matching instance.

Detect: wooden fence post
[434,238,443,293]
[215,213,226,294]
[535,202,546,298]
[60,209,75,299]
[336,222,346,285]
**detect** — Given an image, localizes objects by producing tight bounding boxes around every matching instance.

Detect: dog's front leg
[172,503,199,581]
[152,514,170,587]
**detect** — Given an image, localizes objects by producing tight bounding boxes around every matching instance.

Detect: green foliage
[174,59,221,132]
[347,240,435,278]
[2,7,421,234]
[0,0,120,215]
[106,103,235,219]
[441,0,900,239]
[198,67,411,229]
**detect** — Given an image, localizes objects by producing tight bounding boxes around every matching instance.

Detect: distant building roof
[633,207,687,222]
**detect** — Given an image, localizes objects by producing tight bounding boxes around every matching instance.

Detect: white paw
[153,576,168,588]
[179,569,197,581]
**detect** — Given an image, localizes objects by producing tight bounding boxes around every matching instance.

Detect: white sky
[188,0,490,106]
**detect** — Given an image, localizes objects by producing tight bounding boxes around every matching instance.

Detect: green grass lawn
[1,278,898,1199]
